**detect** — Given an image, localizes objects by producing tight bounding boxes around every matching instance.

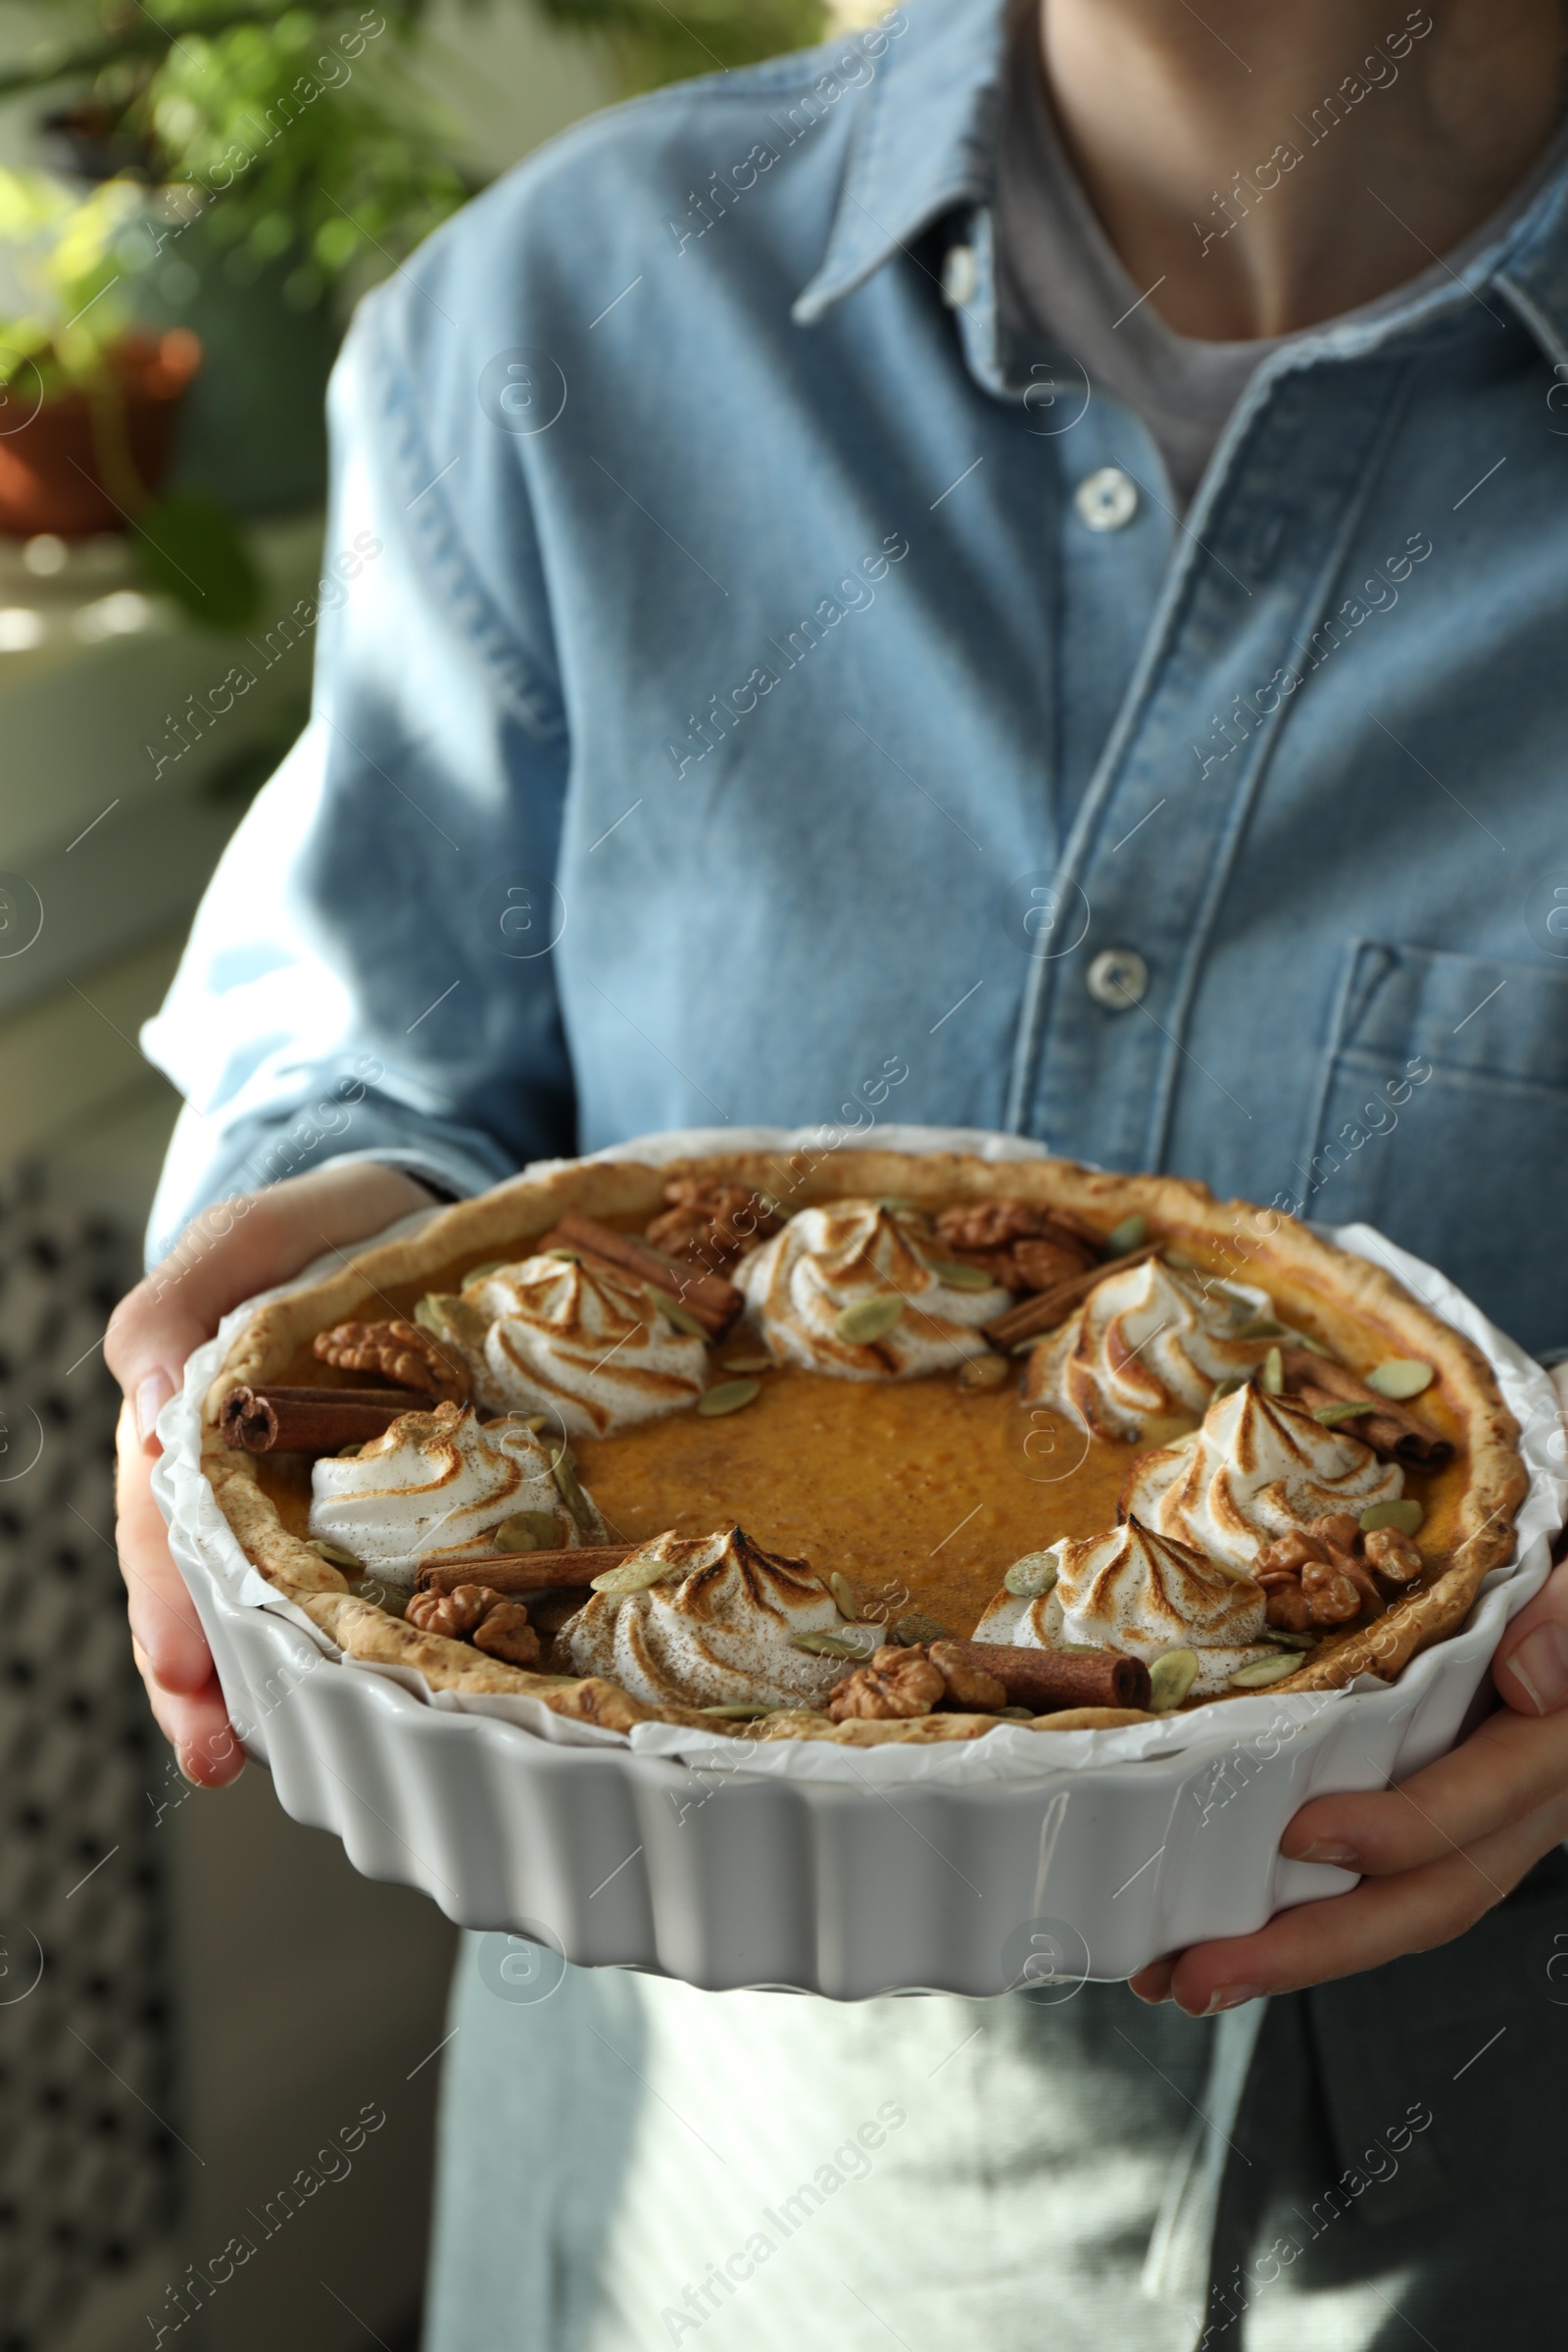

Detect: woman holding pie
[107,0,1568,2343]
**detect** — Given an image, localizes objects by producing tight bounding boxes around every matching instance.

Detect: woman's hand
[104,1162,439,1787]
[1130,1366,1568,2014]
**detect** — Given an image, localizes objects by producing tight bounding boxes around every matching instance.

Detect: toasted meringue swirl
[736,1200,1010,1379]
[561,1526,883,1710]
[1123,1385,1403,1572]
[1024,1257,1275,1440]
[974,1520,1273,1696]
[469,1255,708,1438]
[309,1402,598,1587]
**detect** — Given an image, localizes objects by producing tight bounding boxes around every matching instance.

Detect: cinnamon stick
[416,1543,635,1595]
[547,1213,743,1338]
[985,1243,1161,1351]
[1278,1348,1450,1468]
[219,1384,432,1455]
[938,1640,1152,1714]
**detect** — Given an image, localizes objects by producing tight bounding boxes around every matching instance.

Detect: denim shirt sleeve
[140,288,578,1262]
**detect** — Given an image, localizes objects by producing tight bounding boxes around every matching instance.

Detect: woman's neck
[1038,0,1568,338]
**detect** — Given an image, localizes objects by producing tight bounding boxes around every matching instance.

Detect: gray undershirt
[993,44,1568,507]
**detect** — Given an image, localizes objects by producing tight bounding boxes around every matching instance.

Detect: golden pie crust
[198,1151,1528,1744]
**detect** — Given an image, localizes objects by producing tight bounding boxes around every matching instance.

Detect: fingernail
[1294,1839,1359,1868]
[1502,1622,1568,1715]
[135,1368,176,1450]
[1203,1984,1264,2015]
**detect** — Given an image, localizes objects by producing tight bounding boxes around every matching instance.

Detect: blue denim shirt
[145,0,1568,1352]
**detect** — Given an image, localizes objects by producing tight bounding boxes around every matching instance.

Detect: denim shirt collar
[792,0,1007,324]
[795,0,1568,373]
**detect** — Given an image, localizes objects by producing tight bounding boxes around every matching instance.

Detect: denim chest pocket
[1295,942,1568,1353]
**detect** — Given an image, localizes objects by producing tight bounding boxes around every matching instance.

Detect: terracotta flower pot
[0,329,202,538]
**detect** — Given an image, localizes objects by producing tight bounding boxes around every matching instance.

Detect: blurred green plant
[0,165,139,396]
[1,4,468,299]
[0,0,830,611]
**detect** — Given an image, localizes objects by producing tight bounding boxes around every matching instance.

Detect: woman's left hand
[1129,1368,1568,2016]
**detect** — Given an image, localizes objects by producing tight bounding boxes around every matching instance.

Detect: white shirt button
[1086,948,1149,1008]
[1074,467,1140,532]
[942,243,978,309]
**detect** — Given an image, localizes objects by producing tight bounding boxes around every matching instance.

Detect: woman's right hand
[104,1160,440,1785]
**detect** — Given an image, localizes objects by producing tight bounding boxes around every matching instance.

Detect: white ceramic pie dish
[153,1126,1566,1996]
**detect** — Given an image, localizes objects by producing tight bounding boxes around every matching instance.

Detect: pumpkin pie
[197,1149,1527,1745]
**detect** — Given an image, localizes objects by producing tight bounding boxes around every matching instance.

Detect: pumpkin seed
[541,1246,581,1262]
[307,1538,363,1569]
[1312,1400,1377,1426]
[697,1378,761,1417]
[1360,1497,1425,1536]
[720,1354,774,1375]
[1366,1358,1434,1400]
[644,1283,710,1340]
[928,1259,998,1291]
[551,1447,597,1534]
[520,1413,549,1433]
[1268,1629,1321,1650]
[1149,1649,1199,1712]
[829,1572,860,1620]
[958,1351,1009,1391]
[1229,1653,1301,1689]
[1210,1374,1248,1400]
[462,1259,508,1288]
[335,1441,365,1458]
[494,1509,563,1554]
[415,1292,487,1347]
[591,1552,684,1594]
[792,1629,880,1660]
[834,1295,905,1345]
[997,1704,1035,1720]
[876,1196,918,1212]
[1235,1315,1286,1341]
[1261,1345,1284,1396]
[1004,1552,1060,1600]
[700,1702,778,1720]
[1103,1213,1148,1256]
[894,1610,950,1646]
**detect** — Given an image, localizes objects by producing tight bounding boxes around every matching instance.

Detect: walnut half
[1253,1512,1421,1631]
[406,1584,540,1666]
[645,1178,781,1268]
[314,1317,470,1403]
[827,1642,1008,1722]
[932,1200,1100,1294]
[828,1645,946,1721]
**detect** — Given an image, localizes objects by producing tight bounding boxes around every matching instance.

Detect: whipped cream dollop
[976,1522,1273,1698]
[736,1200,1010,1379]
[310,1402,600,1587]
[1123,1384,1403,1573]
[468,1255,709,1439]
[560,1526,883,1711]
[1025,1257,1275,1439]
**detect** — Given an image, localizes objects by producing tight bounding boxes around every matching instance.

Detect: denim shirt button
[941,242,978,309]
[1086,947,1150,1008]
[1073,467,1140,532]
